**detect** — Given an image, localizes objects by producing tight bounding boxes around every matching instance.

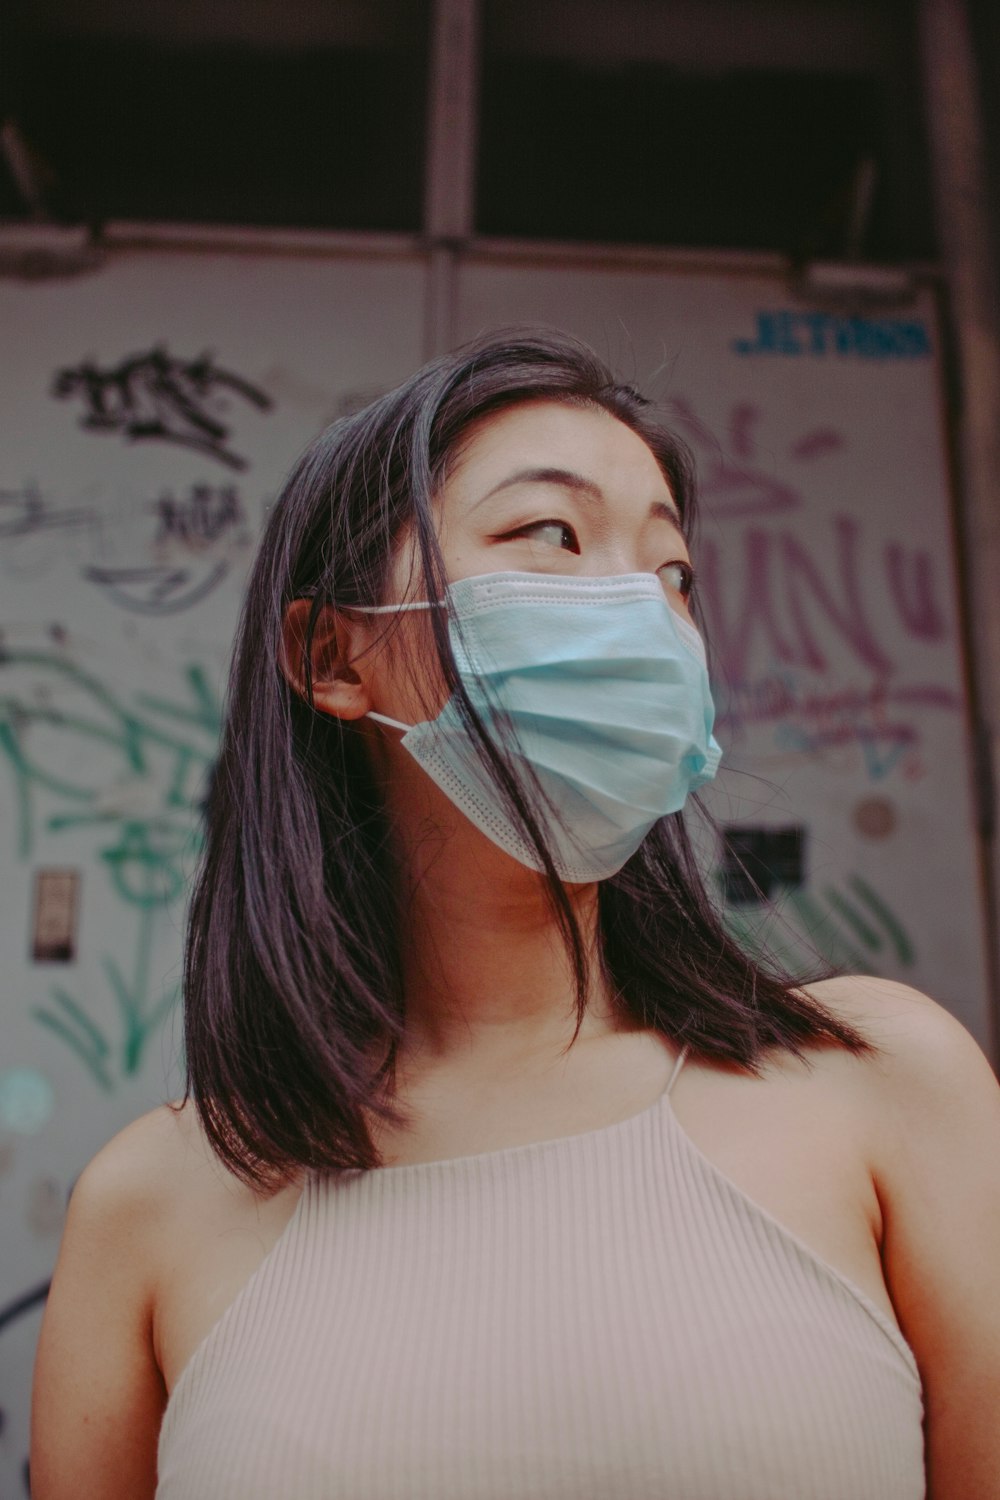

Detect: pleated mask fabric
[367,571,722,881]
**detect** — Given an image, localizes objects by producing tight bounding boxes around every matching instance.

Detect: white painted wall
[0,242,989,1492]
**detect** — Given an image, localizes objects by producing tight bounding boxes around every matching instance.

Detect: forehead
[441,398,675,509]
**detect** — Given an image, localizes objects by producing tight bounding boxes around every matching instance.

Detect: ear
[280,598,373,721]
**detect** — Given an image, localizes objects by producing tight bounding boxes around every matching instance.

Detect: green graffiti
[0,649,220,1090]
[31,829,188,1089]
[843,873,915,964]
[0,651,219,859]
[33,988,114,1092]
[822,884,882,952]
[722,871,916,979]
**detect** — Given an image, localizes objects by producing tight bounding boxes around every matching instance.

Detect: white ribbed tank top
[156,1045,925,1499]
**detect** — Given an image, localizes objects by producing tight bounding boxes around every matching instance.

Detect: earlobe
[280,599,373,720]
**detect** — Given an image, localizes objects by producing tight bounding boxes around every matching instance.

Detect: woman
[32,330,1000,1498]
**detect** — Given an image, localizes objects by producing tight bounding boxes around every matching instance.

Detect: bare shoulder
[804,972,997,1101]
[32,1100,280,1497]
[801,972,999,1177]
[69,1096,240,1236]
[805,968,964,1029]
[77,1096,209,1185]
[43,1099,258,1359]
[806,975,1000,1497]
[31,1103,210,1500]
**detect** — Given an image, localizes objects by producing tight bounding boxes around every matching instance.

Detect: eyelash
[502,519,580,552]
[499,519,696,599]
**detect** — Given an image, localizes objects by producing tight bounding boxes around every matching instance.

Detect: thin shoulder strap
[665,1042,690,1097]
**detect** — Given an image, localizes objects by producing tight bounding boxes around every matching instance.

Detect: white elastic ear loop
[367,710,413,732]
[361,600,444,614]
[358,598,442,730]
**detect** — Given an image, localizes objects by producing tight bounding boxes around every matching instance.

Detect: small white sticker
[0,1069,55,1135]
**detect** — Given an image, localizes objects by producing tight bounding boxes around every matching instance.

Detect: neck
[367,731,633,1077]
[392,850,626,1076]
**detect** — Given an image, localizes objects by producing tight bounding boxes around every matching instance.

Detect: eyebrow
[474,466,684,529]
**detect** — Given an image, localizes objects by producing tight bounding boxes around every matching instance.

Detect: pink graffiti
[700,515,893,685]
[718,677,961,728]
[717,674,962,764]
[884,542,948,641]
[670,397,803,519]
[669,395,954,691]
[728,403,757,459]
[789,428,844,461]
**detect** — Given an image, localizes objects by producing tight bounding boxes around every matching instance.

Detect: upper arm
[30,1110,174,1500]
[858,981,1000,1500]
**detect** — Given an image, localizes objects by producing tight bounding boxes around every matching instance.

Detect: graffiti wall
[0,246,991,1490]
[456,261,991,1041]
[0,246,427,1493]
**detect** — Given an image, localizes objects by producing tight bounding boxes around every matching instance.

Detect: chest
[155,1089,923,1500]
[370,1040,890,1320]
[155,1042,894,1395]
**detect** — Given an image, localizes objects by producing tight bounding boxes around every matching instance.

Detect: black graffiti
[154,483,246,548]
[0,1280,50,1337]
[721,825,807,903]
[0,1281,50,1497]
[0,482,96,542]
[83,561,230,614]
[52,346,273,471]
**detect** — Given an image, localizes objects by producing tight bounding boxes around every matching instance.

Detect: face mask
[362,571,722,882]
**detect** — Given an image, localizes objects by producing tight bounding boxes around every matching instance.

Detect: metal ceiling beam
[422,0,481,355]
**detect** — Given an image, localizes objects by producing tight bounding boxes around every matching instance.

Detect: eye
[504,519,581,553]
[658,560,696,600]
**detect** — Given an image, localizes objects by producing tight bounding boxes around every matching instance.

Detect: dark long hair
[182,327,874,1187]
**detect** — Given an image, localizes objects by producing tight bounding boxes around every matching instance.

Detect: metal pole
[422,0,481,357]
[919,0,1000,1058]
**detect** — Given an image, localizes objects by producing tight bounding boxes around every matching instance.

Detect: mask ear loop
[354,600,447,732]
[367,711,412,732]
[360,600,445,614]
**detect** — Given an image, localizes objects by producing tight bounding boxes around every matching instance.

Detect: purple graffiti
[670,397,803,519]
[671,396,845,519]
[788,428,844,462]
[884,542,948,642]
[669,393,961,776]
[701,515,892,686]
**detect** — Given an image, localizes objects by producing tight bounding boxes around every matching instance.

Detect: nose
[588,538,648,577]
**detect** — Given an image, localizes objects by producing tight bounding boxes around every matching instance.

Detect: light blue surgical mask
[363,571,722,882]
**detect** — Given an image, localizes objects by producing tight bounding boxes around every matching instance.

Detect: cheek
[668,596,696,624]
[435,514,504,581]
[384,520,482,603]
[432,491,509,585]
[368,612,451,722]
[385,525,421,601]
